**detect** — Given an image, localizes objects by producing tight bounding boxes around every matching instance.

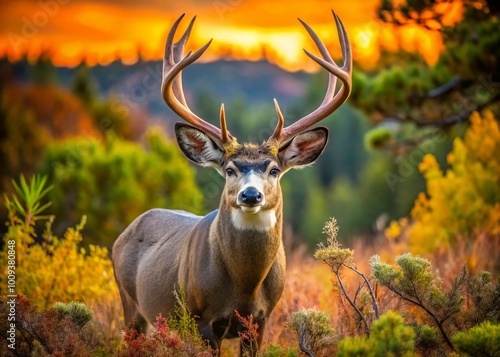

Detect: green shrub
[337,311,416,357]
[38,129,203,246]
[371,254,466,350]
[287,308,338,356]
[452,321,500,357]
[413,325,441,355]
[337,336,375,357]
[261,344,299,357]
[53,301,93,329]
[167,287,203,343]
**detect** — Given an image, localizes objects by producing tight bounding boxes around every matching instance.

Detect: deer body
[113,11,351,356]
[113,144,289,348]
[113,206,285,344]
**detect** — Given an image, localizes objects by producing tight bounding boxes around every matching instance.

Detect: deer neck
[211,195,283,295]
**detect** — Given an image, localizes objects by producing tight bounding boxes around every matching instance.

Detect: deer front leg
[198,319,222,356]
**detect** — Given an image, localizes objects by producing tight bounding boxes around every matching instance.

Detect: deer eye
[226,168,236,177]
[269,168,280,177]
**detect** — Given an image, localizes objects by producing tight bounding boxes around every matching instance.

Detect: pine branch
[428,76,463,98]
[380,93,500,129]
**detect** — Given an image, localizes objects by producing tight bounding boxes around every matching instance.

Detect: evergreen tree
[71,64,97,106]
[353,0,499,149]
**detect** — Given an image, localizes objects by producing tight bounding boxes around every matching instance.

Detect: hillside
[12,58,312,125]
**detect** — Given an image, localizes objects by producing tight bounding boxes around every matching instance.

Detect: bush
[119,286,213,356]
[452,321,500,357]
[371,253,466,350]
[0,294,110,356]
[53,301,93,329]
[261,344,299,357]
[371,252,500,354]
[413,325,442,355]
[314,217,379,336]
[0,175,118,309]
[287,308,338,356]
[38,129,203,246]
[337,311,416,357]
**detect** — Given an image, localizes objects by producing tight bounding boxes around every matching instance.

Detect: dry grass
[91,295,124,350]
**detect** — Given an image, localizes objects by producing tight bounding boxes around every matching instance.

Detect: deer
[112,10,351,356]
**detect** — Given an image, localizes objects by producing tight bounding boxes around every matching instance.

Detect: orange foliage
[16,84,96,139]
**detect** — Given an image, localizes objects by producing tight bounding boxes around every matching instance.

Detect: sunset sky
[0,0,462,71]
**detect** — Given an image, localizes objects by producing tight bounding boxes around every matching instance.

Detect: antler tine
[298,18,338,106]
[269,11,352,144]
[333,11,352,72]
[162,14,233,144]
[220,103,230,144]
[269,99,284,141]
[170,15,196,107]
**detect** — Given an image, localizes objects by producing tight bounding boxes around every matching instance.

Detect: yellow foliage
[407,111,500,253]
[0,176,118,310]
[385,220,402,240]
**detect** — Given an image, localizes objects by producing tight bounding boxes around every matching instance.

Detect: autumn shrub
[119,292,214,357]
[284,214,499,357]
[0,175,118,309]
[371,253,466,350]
[464,271,500,326]
[0,294,110,356]
[261,253,335,350]
[38,128,203,246]
[386,111,500,254]
[119,314,215,357]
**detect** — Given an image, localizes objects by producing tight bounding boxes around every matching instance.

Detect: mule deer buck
[112,10,351,356]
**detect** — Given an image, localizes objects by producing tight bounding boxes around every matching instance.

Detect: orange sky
[0,0,462,71]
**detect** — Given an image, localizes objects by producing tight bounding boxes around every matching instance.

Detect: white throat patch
[230,208,277,232]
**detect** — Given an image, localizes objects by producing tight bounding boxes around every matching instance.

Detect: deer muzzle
[238,186,265,213]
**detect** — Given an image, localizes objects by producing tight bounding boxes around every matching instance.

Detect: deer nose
[239,187,263,206]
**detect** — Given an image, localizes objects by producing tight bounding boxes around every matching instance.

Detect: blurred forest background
[1,0,498,249]
[0,0,499,355]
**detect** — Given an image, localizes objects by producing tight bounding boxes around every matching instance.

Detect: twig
[345,264,380,320]
[334,270,371,336]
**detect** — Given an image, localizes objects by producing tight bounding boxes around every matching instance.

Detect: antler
[269,11,352,144]
[161,14,233,145]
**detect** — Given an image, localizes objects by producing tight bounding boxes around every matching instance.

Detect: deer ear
[175,123,225,168]
[279,127,329,171]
